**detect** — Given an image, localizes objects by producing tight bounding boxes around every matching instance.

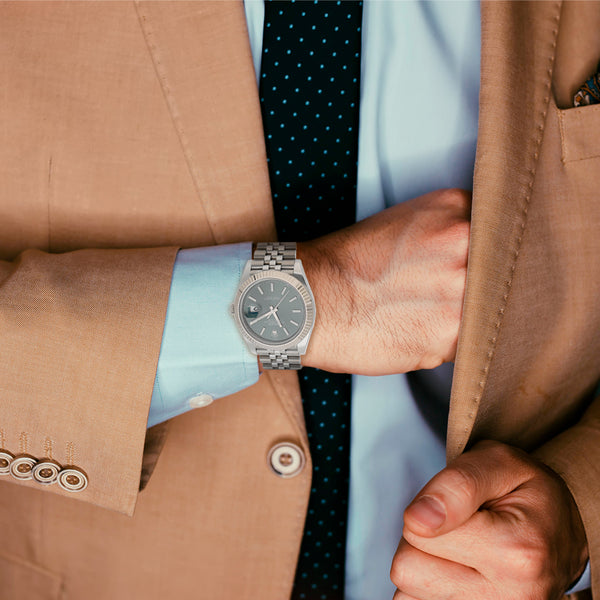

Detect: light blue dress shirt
[149,1,590,596]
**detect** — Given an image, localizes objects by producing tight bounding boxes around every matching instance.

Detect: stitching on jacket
[266,372,306,437]
[66,441,75,466]
[0,429,5,449]
[19,431,29,455]
[43,437,53,460]
[557,105,568,163]
[133,2,218,245]
[472,2,563,423]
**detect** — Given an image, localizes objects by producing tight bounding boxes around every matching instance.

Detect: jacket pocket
[557,102,600,162]
[0,553,62,600]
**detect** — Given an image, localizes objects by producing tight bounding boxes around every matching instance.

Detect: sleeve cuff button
[188,393,214,409]
[58,468,88,492]
[33,461,61,485]
[10,456,38,480]
[0,450,15,475]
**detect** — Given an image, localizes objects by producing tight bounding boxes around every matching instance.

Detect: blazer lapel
[447,1,563,460]
[134,0,276,245]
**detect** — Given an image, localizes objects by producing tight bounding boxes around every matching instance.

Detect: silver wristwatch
[231,242,316,370]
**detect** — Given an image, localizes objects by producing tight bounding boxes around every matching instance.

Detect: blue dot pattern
[260,0,362,240]
[259,2,362,598]
[293,370,352,600]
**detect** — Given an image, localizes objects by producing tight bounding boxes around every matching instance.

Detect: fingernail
[407,495,446,530]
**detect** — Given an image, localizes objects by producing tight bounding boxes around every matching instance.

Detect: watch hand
[273,290,288,312]
[273,311,283,328]
[249,306,275,326]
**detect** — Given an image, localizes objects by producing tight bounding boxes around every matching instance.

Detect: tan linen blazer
[0,1,599,599]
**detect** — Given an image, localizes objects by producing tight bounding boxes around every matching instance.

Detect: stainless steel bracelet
[252,243,301,370]
[257,349,302,370]
[250,242,296,272]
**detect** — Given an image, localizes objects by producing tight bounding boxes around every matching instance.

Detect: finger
[403,440,535,537]
[403,509,499,568]
[390,538,483,600]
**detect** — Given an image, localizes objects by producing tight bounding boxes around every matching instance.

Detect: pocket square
[573,61,600,107]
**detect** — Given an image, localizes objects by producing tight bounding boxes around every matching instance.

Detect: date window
[245,304,261,318]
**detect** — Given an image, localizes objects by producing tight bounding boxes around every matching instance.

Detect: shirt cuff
[567,560,591,594]
[148,243,257,428]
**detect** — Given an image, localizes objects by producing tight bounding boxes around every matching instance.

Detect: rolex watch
[231,242,316,370]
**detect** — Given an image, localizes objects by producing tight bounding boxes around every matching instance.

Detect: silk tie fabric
[259,1,363,598]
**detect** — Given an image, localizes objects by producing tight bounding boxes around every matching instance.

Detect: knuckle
[514,547,547,582]
[475,440,528,468]
[389,557,406,588]
[448,266,467,298]
[440,187,472,211]
[436,465,479,505]
[504,534,551,582]
[432,313,460,363]
[451,221,470,258]
[447,219,471,244]
[439,466,480,504]
[437,221,470,268]
[418,353,445,371]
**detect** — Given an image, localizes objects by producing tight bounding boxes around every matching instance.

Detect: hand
[299,188,470,375]
[391,440,589,600]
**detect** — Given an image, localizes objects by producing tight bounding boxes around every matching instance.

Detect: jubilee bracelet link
[251,242,297,272]
[257,349,302,370]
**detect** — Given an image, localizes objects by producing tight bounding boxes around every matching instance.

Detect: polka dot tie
[259,2,363,598]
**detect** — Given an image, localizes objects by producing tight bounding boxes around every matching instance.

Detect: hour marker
[283,328,289,336]
[260,327,265,335]
[257,286,264,295]
[281,287,287,295]
[290,320,299,327]
[248,296,257,302]
[270,282,274,292]
[288,297,297,302]
[292,309,302,313]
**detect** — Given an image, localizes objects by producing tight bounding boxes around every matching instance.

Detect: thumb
[403,441,534,537]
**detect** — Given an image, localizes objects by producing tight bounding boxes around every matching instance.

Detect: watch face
[240,277,307,344]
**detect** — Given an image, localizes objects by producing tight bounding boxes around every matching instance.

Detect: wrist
[298,240,345,372]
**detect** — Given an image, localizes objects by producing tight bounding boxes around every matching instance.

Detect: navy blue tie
[259,2,363,597]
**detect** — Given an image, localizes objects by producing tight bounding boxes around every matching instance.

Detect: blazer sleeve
[533,393,600,599]
[0,246,178,515]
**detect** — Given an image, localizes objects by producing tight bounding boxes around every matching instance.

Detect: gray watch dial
[240,278,307,344]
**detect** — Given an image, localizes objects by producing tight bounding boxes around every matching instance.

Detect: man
[0,2,598,599]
